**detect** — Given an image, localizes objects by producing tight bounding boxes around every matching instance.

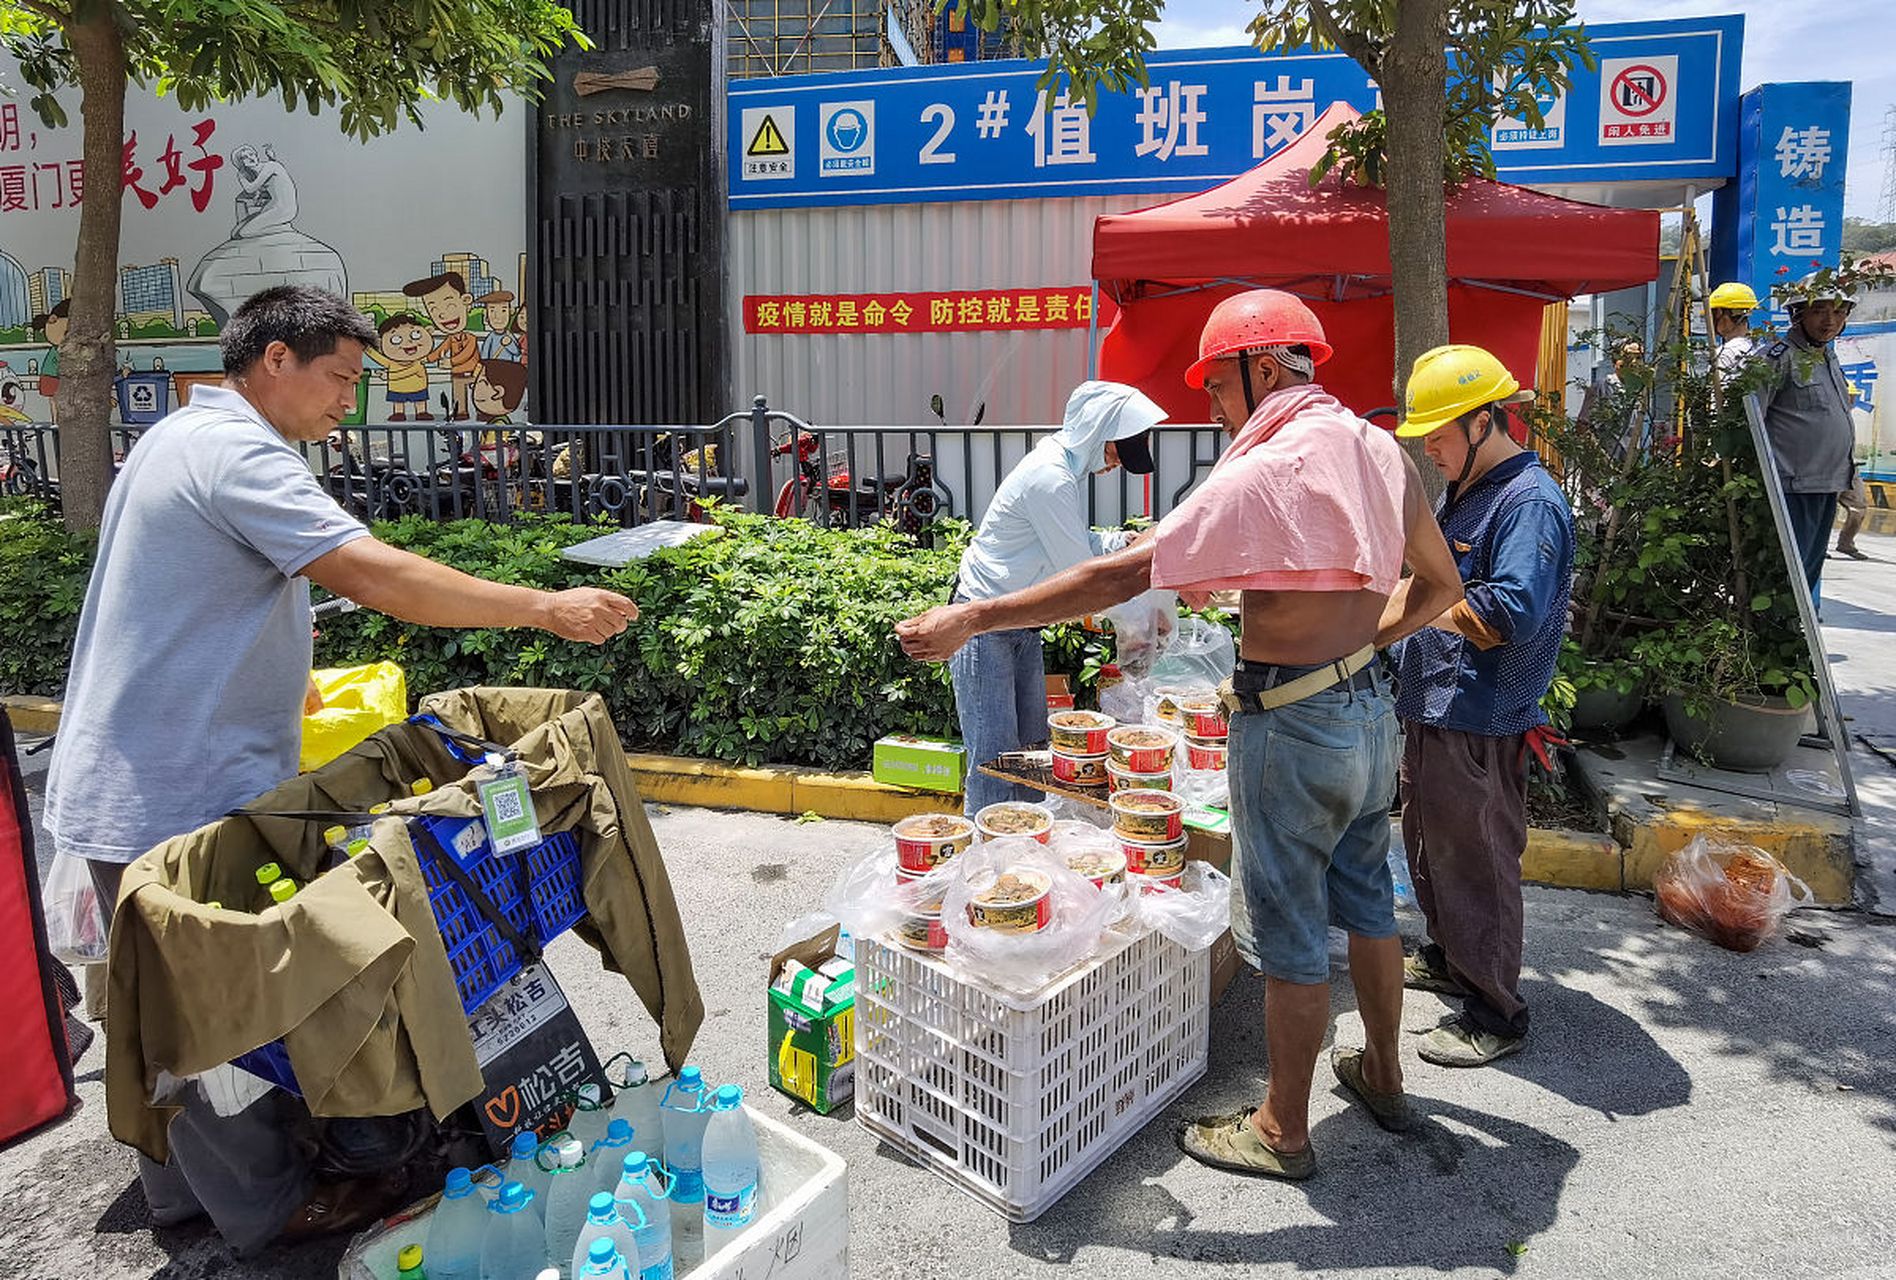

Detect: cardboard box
[872,734,966,794]
[768,925,856,1114]
[1045,674,1075,711]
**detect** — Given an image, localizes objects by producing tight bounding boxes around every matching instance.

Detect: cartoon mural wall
[0,51,529,426]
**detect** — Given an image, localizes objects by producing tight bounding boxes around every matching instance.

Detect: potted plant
[1532,315,1820,773]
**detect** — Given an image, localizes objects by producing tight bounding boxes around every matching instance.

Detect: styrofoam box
[338,1105,848,1280]
[855,927,1209,1223]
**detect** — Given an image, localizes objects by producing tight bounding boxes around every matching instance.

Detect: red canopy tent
[1092,103,1661,424]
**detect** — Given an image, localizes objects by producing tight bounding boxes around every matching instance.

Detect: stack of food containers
[890,812,976,952]
[1104,724,1188,891]
[1105,724,1177,795]
[1177,692,1229,772]
[1048,710,1114,788]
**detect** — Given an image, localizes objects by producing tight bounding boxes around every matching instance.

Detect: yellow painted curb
[624,751,955,822]
[1,695,61,737]
[1618,803,1854,907]
[1523,828,1623,892]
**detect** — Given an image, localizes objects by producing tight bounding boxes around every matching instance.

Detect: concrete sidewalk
[1811,528,1896,915]
[3,768,1894,1280]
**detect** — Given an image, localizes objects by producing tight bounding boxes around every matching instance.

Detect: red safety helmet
[1184,290,1333,389]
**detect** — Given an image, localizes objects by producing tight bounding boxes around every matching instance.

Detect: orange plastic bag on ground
[1653,837,1811,952]
[299,661,407,772]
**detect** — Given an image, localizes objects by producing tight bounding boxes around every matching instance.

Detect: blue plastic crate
[231,815,584,1092]
[411,813,585,1013]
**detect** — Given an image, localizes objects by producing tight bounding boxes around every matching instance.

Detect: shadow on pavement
[1580,917,1896,1136]
[1005,970,1597,1273]
[1486,978,1694,1119]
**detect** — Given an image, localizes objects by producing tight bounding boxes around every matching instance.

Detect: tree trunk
[1379,0,1452,497]
[58,9,129,533]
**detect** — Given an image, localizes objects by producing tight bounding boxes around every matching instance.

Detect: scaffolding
[725,0,890,80]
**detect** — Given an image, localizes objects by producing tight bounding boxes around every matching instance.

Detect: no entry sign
[1601,55,1679,144]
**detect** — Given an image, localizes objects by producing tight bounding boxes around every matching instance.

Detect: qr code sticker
[490,787,526,825]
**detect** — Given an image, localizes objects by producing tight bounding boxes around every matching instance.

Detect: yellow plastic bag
[300,662,408,772]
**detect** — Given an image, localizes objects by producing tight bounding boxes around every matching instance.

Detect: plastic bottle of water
[660,1068,710,1272]
[424,1167,487,1280]
[1387,835,1417,909]
[542,1136,594,1280]
[575,1237,633,1280]
[613,1151,674,1280]
[506,1132,551,1224]
[589,1119,637,1202]
[700,1085,761,1260]
[571,1192,641,1280]
[604,1056,663,1153]
[479,1182,544,1280]
[567,1082,610,1150]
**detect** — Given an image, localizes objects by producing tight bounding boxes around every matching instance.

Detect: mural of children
[402,271,480,419]
[30,300,70,424]
[476,291,527,363]
[365,312,436,421]
[472,359,529,426]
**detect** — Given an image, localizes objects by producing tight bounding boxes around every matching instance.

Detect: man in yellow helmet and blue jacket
[1386,345,1575,1068]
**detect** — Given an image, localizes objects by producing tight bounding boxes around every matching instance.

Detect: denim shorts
[1227,665,1399,984]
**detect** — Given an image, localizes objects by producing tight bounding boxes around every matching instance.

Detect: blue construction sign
[1710,81,1854,322]
[729,16,1743,209]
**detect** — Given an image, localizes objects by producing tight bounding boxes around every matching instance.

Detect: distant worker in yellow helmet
[1387,345,1575,1068]
[1708,282,1762,382]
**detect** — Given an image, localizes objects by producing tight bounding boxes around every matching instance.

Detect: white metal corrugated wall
[727,193,1177,427]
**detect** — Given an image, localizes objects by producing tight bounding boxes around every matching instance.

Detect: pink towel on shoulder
[1150,383,1409,596]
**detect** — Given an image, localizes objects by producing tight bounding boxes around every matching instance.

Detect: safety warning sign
[742,106,795,180]
[1599,55,1677,145]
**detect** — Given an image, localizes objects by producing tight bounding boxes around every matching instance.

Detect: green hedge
[312,509,972,767]
[0,499,92,698]
[0,500,1129,769]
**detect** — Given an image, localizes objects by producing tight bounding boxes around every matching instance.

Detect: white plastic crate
[855,927,1209,1223]
[339,1105,849,1280]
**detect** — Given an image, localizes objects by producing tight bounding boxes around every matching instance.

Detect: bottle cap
[604,1118,633,1145]
[510,1131,538,1161]
[269,880,297,904]
[445,1166,473,1195]
[397,1244,423,1272]
[589,1238,617,1267]
[254,862,282,886]
[588,1191,615,1220]
[577,1082,603,1108]
[553,1136,584,1169]
[614,1058,648,1088]
[679,1065,702,1087]
[204,901,222,911]
[411,778,434,796]
[346,838,371,858]
[369,802,390,815]
[496,1181,531,1212]
[621,1150,649,1179]
[323,825,347,846]
[714,1084,743,1110]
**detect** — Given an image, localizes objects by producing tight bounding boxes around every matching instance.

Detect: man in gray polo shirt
[45,285,638,1253]
[1757,274,1857,610]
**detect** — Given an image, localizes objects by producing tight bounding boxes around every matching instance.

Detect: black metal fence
[0,398,1228,531]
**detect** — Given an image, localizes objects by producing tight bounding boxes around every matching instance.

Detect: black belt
[1232,656,1378,696]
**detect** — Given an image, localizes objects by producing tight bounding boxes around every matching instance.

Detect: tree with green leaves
[962,0,1592,434]
[0,0,588,531]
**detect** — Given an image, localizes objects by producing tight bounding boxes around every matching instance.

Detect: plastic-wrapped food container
[1110,790,1185,842]
[1106,725,1179,774]
[966,868,1053,934]
[893,813,976,872]
[974,802,1055,845]
[1047,710,1113,755]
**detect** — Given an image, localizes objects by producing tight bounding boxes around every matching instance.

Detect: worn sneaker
[1838,545,1871,561]
[1403,952,1466,995]
[1418,1020,1525,1068]
[1177,1112,1316,1181]
[1330,1047,1415,1133]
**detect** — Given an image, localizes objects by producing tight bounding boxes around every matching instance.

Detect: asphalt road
[5,750,1895,1280]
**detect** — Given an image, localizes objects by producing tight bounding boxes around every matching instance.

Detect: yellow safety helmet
[1707,282,1760,311]
[1396,344,1534,438]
